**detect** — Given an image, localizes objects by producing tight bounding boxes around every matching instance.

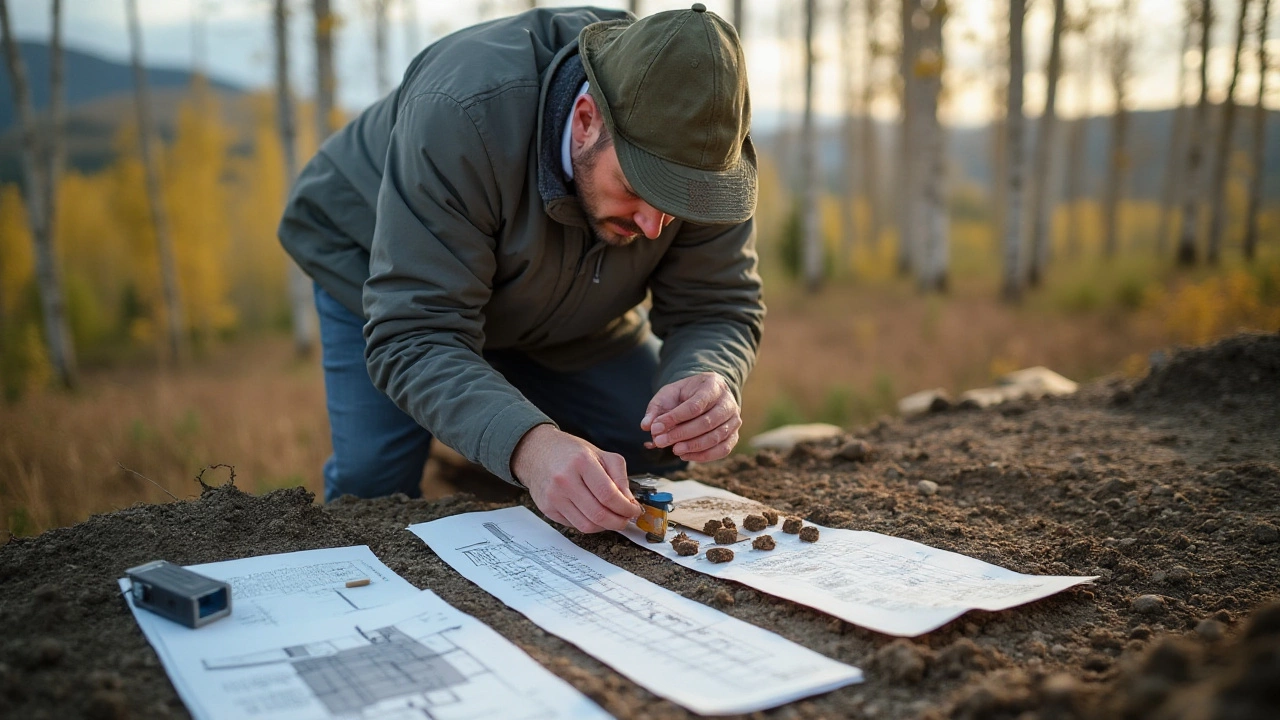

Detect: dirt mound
[1129,332,1280,409]
[3,333,1279,719]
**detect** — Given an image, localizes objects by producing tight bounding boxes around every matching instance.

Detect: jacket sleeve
[647,219,766,403]
[362,93,551,485]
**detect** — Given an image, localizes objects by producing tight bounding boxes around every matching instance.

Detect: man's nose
[634,207,665,240]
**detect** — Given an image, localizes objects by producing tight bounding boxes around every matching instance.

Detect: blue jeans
[314,284,681,502]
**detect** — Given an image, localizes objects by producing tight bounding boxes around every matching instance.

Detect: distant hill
[0,41,246,184]
[0,41,242,131]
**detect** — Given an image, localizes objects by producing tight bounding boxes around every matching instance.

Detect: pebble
[836,439,874,462]
[917,480,939,496]
[1252,524,1279,544]
[1132,594,1167,615]
[1194,618,1225,641]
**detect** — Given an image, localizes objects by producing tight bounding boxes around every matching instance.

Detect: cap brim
[580,21,757,226]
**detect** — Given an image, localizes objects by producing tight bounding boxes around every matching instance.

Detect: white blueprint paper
[619,480,1098,637]
[158,590,611,720]
[120,546,421,719]
[408,506,863,716]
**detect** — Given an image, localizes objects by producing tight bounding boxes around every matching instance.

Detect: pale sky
[8,0,1279,128]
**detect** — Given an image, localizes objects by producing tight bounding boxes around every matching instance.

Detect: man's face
[570,96,674,247]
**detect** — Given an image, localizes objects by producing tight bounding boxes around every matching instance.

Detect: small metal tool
[125,560,232,629]
[629,474,673,542]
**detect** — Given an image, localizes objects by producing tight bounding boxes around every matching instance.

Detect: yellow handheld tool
[629,474,673,542]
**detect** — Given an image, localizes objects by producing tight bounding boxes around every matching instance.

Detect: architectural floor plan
[409,507,862,716]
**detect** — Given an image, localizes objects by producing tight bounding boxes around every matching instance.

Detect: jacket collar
[536,40,589,229]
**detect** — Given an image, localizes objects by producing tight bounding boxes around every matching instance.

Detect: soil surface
[2,332,1278,720]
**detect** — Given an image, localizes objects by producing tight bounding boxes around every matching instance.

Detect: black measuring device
[125,560,232,628]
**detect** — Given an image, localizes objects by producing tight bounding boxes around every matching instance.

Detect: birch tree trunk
[802,0,824,292]
[989,1,1009,269]
[1101,0,1131,259]
[0,0,77,387]
[862,0,882,249]
[1206,0,1253,264]
[840,0,859,273]
[1063,6,1094,260]
[276,0,317,357]
[897,0,917,276]
[1157,6,1194,257]
[126,0,186,363]
[1027,0,1066,286]
[916,0,948,293]
[372,0,390,96]
[314,0,338,139]
[732,0,744,32]
[1002,0,1027,302]
[1177,0,1213,266]
[1243,0,1272,260]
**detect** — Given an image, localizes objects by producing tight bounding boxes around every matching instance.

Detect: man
[279,4,764,534]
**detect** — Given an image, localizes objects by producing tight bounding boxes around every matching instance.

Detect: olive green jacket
[279,7,764,484]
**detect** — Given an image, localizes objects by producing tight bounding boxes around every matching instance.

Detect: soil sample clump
[670,531,690,546]
[703,519,724,535]
[782,516,804,534]
[721,517,737,531]
[752,534,776,551]
[706,547,735,563]
[743,514,768,532]
[762,510,779,526]
[673,539,699,556]
[714,527,738,545]
[799,526,820,543]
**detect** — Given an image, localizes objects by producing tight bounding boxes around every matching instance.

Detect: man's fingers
[543,508,569,526]
[598,452,636,501]
[654,401,738,446]
[581,458,640,521]
[567,491,625,533]
[672,417,741,455]
[642,386,681,431]
[678,431,739,463]
[652,386,717,432]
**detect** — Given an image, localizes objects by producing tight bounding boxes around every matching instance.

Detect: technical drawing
[457,521,812,688]
[204,616,560,720]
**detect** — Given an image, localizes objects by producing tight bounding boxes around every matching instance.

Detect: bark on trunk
[1002,0,1026,302]
[314,0,338,139]
[897,0,917,276]
[127,0,187,362]
[276,0,317,357]
[862,0,882,249]
[916,1,947,293]
[1157,8,1194,257]
[1027,0,1066,286]
[1206,0,1253,264]
[802,0,824,292]
[732,0,744,33]
[840,0,858,273]
[373,0,390,97]
[1063,10,1094,261]
[1101,1,1131,259]
[630,1,641,17]
[1177,0,1213,266]
[1244,0,1272,260]
[0,0,77,387]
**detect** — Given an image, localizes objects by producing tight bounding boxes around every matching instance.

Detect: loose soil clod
[742,514,767,532]
[799,526,820,543]
[752,535,776,551]
[706,547,735,563]
[713,527,737,545]
[669,531,689,546]
[720,517,736,530]
[673,539,699,556]
[702,519,724,535]
[762,509,779,526]
[782,516,804,534]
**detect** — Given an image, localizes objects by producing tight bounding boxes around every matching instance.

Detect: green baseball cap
[579,3,756,225]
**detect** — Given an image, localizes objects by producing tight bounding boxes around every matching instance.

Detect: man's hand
[642,373,742,462]
[511,424,641,533]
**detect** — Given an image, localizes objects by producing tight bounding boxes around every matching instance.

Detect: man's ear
[570,93,603,154]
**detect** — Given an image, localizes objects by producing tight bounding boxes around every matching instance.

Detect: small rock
[917,480,939,496]
[1252,523,1279,544]
[1194,618,1225,641]
[782,516,804,534]
[1132,594,1167,615]
[836,439,875,462]
[799,526,820,542]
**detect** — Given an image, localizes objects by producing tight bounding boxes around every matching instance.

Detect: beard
[571,138,643,247]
